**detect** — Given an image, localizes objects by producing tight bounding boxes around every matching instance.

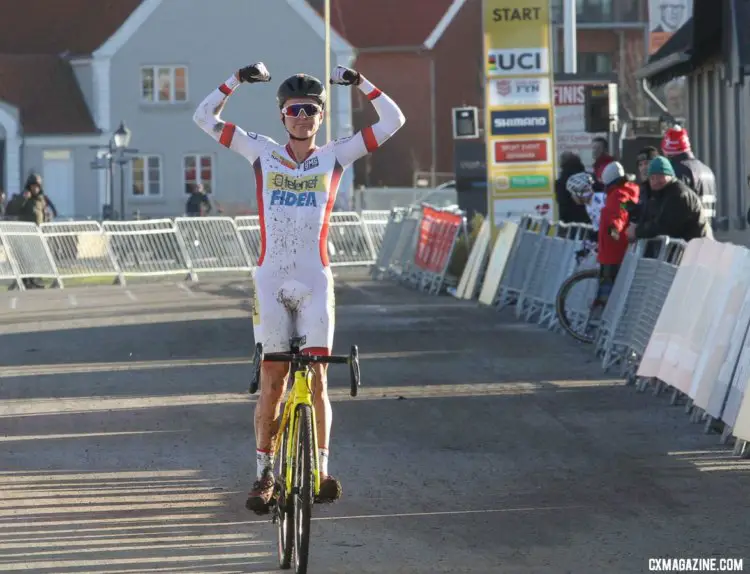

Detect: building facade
[637,0,750,233]
[0,0,354,219]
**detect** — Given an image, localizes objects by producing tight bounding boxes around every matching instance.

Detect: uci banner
[483,0,557,231]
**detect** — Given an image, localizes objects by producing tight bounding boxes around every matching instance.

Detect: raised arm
[193,64,276,162]
[330,66,406,168]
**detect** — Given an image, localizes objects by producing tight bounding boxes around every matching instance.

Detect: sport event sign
[483,0,556,229]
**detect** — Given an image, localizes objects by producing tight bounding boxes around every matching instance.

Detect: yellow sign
[483,0,557,227]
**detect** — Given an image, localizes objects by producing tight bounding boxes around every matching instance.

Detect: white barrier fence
[372,211,750,456]
[0,211,391,290]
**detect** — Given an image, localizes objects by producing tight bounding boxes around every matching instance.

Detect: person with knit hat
[626,156,711,243]
[661,125,716,226]
[594,161,640,307]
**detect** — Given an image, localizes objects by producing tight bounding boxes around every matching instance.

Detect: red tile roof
[308,0,455,49]
[0,0,141,134]
[0,0,143,55]
[0,55,98,134]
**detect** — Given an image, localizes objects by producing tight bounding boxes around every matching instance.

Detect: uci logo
[488,48,548,76]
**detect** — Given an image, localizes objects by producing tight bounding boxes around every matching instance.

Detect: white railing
[0,211,387,290]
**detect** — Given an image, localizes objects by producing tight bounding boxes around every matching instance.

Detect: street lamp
[113,121,131,150]
[112,121,138,220]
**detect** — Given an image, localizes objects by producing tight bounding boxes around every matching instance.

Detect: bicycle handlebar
[263,353,349,365]
[248,342,360,397]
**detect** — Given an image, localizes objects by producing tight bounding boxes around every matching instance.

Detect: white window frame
[140,65,189,103]
[183,153,216,195]
[130,154,164,198]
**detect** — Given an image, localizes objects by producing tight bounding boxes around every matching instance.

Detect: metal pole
[108,143,115,219]
[324,0,332,144]
[563,0,577,73]
[429,55,437,188]
[119,160,125,220]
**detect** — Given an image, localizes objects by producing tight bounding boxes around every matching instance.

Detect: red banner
[414,206,463,273]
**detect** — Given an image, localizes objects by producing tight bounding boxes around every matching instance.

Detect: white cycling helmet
[566,172,595,200]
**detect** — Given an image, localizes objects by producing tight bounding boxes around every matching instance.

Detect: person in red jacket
[595,161,640,307]
[592,137,615,191]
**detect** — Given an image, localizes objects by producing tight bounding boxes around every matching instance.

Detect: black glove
[238,62,271,83]
[330,65,361,86]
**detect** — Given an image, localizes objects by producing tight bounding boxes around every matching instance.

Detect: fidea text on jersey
[492,7,541,21]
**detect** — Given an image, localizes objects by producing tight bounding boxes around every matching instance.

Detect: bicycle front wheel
[555,268,601,344]
[293,405,314,574]
[276,422,294,570]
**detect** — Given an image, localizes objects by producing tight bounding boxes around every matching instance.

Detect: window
[141,66,188,103]
[184,154,214,194]
[131,155,162,197]
[577,53,613,74]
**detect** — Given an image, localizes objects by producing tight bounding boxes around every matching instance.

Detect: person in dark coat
[555,151,590,224]
[185,183,213,216]
[634,146,660,216]
[628,156,711,243]
[661,126,717,227]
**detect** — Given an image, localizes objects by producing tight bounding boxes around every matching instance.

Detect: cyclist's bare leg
[246,361,290,513]
[311,363,332,472]
[310,361,341,502]
[254,361,290,467]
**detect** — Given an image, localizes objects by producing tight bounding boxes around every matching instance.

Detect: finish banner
[483,0,557,231]
[414,206,463,273]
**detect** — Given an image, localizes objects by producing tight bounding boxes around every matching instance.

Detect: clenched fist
[330,65,361,86]
[238,62,271,83]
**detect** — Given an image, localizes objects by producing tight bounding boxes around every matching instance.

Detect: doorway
[42,150,75,218]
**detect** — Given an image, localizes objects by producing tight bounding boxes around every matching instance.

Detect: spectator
[592,136,615,191]
[628,156,711,243]
[18,178,47,289]
[23,174,57,221]
[185,183,213,216]
[597,161,639,306]
[555,151,590,224]
[5,190,28,218]
[629,146,661,225]
[661,125,716,227]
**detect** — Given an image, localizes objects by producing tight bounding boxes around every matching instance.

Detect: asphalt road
[1,270,749,573]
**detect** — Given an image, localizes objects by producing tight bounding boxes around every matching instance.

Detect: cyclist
[193,63,405,514]
[565,172,605,264]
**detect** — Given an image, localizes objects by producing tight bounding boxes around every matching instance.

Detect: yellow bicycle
[249,335,360,574]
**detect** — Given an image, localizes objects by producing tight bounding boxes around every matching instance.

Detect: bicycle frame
[274,364,321,497]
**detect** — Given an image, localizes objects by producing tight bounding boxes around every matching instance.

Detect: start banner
[483,0,557,231]
[414,206,463,273]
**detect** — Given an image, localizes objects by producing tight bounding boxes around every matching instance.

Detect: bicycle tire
[276,423,294,569]
[555,267,599,344]
[293,404,314,574]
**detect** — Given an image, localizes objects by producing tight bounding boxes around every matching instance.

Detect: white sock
[319,448,329,477]
[256,450,273,479]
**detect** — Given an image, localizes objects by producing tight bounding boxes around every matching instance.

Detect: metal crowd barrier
[375,213,750,457]
[369,204,466,295]
[0,211,387,290]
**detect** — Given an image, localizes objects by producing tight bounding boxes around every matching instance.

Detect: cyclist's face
[282,97,323,140]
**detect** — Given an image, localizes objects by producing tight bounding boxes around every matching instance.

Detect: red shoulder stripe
[362,126,378,152]
[219,123,236,148]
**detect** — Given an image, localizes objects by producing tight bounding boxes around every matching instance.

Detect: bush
[447,212,485,279]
